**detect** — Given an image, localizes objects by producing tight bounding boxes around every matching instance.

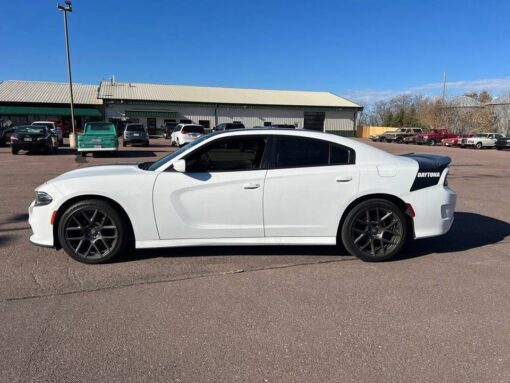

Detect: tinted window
[225,123,245,130]
[186,136,267,172]
[32,123,54,129]
[126,124,145,132]
[276,136,354,168]
[182,125,205,134]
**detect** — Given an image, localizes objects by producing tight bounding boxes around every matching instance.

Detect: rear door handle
[336,176,352,183]
[243,183,260,189]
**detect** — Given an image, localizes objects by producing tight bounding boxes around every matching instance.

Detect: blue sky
[1,0,510,105]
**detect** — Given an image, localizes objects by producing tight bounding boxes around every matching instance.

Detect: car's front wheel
[58,199,131,264]
[476,142,483,149]
[11,147,19,155]
[341,199,408,262]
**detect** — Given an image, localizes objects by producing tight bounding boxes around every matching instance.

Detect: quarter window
[276,136,354,168]
[185,136,267,172]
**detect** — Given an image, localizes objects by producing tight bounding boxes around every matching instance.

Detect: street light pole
[57,1,77,148]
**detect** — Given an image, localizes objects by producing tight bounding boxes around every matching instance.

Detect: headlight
[35,191,53,206]
[37,136,47,141]
[423,135,429,139]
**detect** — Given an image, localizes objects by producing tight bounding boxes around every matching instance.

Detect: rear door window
[275,136,355,168]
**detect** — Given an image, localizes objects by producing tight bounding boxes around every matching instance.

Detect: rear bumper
[124,138,149,144]
[405,182,456,239]
[77,147,118,152]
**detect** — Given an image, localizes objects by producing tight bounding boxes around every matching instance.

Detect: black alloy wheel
[341,199,407,262]
[58,200,130,264]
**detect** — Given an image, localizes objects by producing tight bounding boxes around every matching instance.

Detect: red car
[442,134,474,147]
[415,128,458,146]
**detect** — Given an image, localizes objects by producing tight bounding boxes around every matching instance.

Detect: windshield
[148,134,211,171]
[126,125,145,132]
[16,126,46,134]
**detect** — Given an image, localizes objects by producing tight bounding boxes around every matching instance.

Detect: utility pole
[441,72,447,103]
[57,1,77,148]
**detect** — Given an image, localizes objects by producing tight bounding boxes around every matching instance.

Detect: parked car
[214,122,246,131]
[32,121,64,145]
[442,134,474,147]
[28,129,456,264]
[77,122,119,157]
[10,125,58,155]
[170,124,205,147]
[163,122,179,139]
[0,126,16,146]
[384,128,424,143]
[495,135,510,150]
[368,130,396,142]
[403,135,417,145]
[123,123,149,147]
[415,128,458,146]
[463,133,504,149]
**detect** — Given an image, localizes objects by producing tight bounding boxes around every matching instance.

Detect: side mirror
[173,159,186,173]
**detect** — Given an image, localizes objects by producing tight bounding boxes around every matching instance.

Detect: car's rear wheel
[11,147,18,155]
[341,199,407,262]
[396,137,403,144]
[58,199,131,264]
[476,142,483,149]
[428,139,436,146]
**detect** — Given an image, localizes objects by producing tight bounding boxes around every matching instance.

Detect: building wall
[105,102,357,132]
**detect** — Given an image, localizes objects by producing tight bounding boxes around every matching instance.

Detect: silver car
[123,123,150,147]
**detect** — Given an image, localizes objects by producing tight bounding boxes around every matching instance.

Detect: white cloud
[344,76,510,105]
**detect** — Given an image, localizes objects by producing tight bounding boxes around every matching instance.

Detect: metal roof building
[0,80,102,128]
[0,79,363,135]
[99,81,362,135]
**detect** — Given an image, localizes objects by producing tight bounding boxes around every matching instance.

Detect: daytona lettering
[417,172,441,178]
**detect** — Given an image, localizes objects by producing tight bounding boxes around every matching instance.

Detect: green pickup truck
[77,122,119,157]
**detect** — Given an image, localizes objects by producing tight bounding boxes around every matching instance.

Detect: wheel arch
[52,194,135,250]
[337,193,415,243]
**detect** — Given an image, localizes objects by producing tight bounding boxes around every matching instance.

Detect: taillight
[406,203,416,217]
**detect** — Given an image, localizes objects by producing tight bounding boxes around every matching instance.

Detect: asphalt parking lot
[0,137,509,382]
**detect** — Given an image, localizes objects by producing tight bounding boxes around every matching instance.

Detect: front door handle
[336,176,352,183]
[243,183,260,189]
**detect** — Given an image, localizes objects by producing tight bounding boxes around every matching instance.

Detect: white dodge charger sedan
[29,128,456,264]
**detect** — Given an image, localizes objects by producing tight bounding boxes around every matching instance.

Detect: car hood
[48,163,142,184]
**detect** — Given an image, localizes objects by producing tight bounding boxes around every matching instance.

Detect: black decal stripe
[400,153,451,191]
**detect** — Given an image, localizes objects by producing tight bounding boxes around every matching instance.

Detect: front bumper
[28,200,56,247]
[12,141,47,150]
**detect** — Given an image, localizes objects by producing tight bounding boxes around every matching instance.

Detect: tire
[341,199,408,262]
[123,141,126,147]
[496,147,502,150]
[144,141,149,147]
[396,137,403,144]
[11,147,18,155]
[57,199,131,264]
[428,139,436,146]
[476,142,483,149]
[81,152,86,157]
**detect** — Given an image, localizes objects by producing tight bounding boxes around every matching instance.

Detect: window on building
[263,121,272,126]
[185,136,268,172]
[276,136,354,168]
[180,119,192,124]
[303,112,325,131]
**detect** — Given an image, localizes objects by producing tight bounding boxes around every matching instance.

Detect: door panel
[264,165,359,237]
[153,170,267,239]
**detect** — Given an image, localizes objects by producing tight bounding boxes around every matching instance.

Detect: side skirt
[135,237,337,249]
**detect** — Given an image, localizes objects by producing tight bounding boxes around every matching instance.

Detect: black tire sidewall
[58,200,129,264]
[341,199,408,262]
